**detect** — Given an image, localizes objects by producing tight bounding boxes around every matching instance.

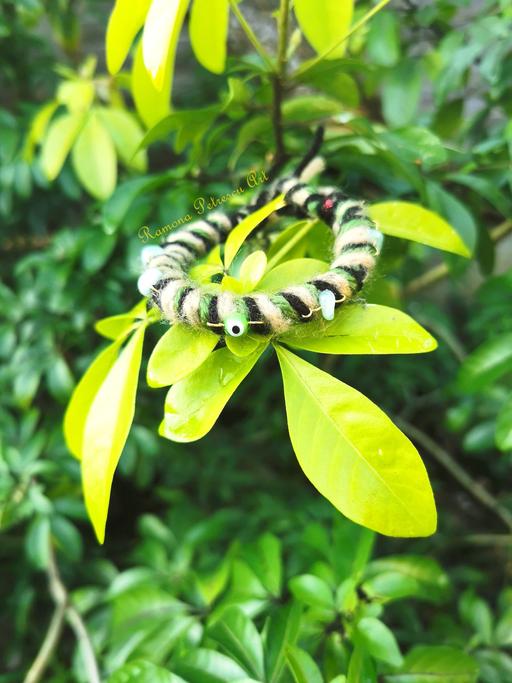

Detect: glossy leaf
[259,258,328,293]
[496,395,512,452]
[265,604,302,683]
[106,0,152,74]
[457,334,512,393]
[280,304,437,355]
[40,112,85,181]
[238,250,267,292]
[294,0,354,59]
[286,646,324,683]
[82,326,146,543]
[147,324,218,387]
[142,0,189,91]
[97,107,148,172]
[289,574,334,611]
[132,39,172,128]
[71,113,117,199]
[95,300,148,341]
[189,0,229,74]
[208,607,265,680]
[64,338,124,460]
[347,647,376,683]
[109,660,184,683]
[175,649,251,682]
[385,646,479,683]
[363,555,450,603]
[275,346,437,537]
[224,195,285,268]
[225,335,265,358]
[355,617,403,667]
[160,346,264,442]
[369,202,471,257]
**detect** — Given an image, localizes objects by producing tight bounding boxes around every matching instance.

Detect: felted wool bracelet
[137,161,383,338]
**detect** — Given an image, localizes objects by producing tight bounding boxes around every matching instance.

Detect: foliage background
[1,0,512,681]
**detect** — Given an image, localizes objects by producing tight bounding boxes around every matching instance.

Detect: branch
[229,0,274,71]
[271,0,290,168]
[396,417,512,533]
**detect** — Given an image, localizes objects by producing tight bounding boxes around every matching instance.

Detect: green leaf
[457,334,512,393]
[189,0,229,74]
[106,0,152,74]
[275,346,437,537]
[64,338,124,460]
[238,250,267,291]
[363,555,450,603]
[97,107,148,171]
[298,64,359,108]
[71,113,117,200]
[175,649,251,682]
[57,79,95,113]
[24,100,59,161]
[243,533,282,597]
[347,646,376,683]
[40,112,85,181]
[496,395,512,452]
[142,0,190,91]
[280,304,437,355]
[369,202,471,257]
[259,258,329,293]
[288,574,335,611]
[147,324,218,388]
[265,604,302,683]
[224,195,285,268]
[459,591,493,645]
[425,182,478,256]
[82,325,146,543]
[294,0,354,59]
[282,96,344,123]
[266,221,317,270]
[366,11,400,66]
[385,646,479,682]
[160,346,265,442]
[25,516,50,569]
[208,607,265,680]
[381,59,422,128]
[286,646,324,683]
[355,617,403,667]
[225,335,265,358]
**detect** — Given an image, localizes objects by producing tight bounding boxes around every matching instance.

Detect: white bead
[319,289,336,321]
[368,229,384,253]
[141,245,164,265]
[137,268,163,297]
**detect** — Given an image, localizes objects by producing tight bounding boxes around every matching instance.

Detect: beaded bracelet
[137,156,383,338]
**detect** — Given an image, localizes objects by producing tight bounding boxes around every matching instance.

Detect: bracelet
[137,156,383,338]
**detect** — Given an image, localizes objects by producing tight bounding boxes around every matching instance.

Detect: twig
[24,542,101,683]
[271,0,290,167]
[405,218,512,296]
[461,534,512,546]
[396,417,512,533]
[229,0,274,71]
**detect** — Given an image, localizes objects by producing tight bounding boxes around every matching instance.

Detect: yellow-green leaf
[224,194,285,268]
[294,0,354,59]
[71,113,117,200]
[160,346,265,442]
[275,346,437,537]
[106,0,152,75]
[369,201,471,257]
[40,112,85,181]
[258,258,328,293]
[63,339,123,460]
[82,326,146,543]
[97,107,148,171]
[142,0,190,91]
[24,100,59,161]
[281,303,438,355]
[132,38,172,128]
[189,0,229,74]
[147,324,218,387]
[56,79,95,113]
[238,250,267,291]
[225,335,265,357]
[95,300,148,340]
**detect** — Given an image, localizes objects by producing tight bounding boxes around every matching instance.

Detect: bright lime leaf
[56,79,95,113]
[161,346,264,442]
[224,195,285,268]
[132,39,172,128]
[64,338,124,460]
[496,395,512,452]
[238,250,267,291]
[106,0,152,74]
[457,333,512,393]
[369,201,471,257]
[109,659,184,683]
[294,0,354,59]
[142,0,190,91]
[266,221,316,270]
[71,113,117,199]
[147,324,218,388]
[259,258,328,293]
[24,100,59,161]
[355,617,403,667]
[208,607,265,680]
[95,300,148,341]
[225,335,265,358]
[280,304,438,355]
[189,0,229,74]
[82,326,146,543]
[385,645,479,683]
[40,112,85,181]
[97,107,148,171]
[175,649,251,682]
[275,346,437,537]
[288,574,334,611]
[286,646,324,683]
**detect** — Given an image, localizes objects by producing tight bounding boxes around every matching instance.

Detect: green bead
[224,313,248,337]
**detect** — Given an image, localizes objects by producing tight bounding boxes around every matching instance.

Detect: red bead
[323,198,334,210]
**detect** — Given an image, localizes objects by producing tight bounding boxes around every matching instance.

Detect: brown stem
[271,0,290,168]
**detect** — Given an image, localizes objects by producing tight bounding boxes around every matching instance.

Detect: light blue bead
[137,268,162,297]
[368,229,384,253]
[319,289,336,321]
[141,245,164,265]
